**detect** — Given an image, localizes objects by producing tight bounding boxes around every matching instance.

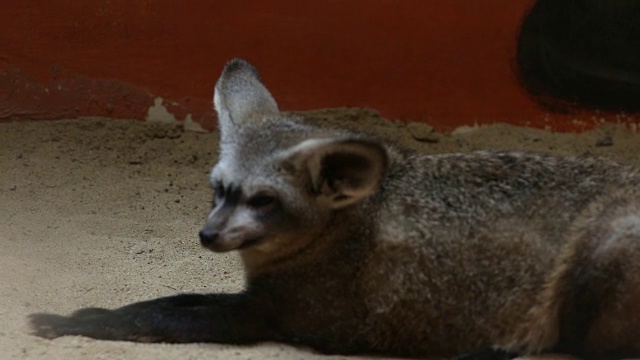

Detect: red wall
[0,1,632,131]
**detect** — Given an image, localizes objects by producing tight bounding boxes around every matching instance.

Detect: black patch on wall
[516,0,640,112]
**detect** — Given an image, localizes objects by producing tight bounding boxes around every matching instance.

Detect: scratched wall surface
[0,1,636,131]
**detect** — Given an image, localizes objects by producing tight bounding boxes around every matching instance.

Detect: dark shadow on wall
[517,0,640,113]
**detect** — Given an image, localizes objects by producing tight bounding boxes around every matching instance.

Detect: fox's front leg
[29,293,275,343]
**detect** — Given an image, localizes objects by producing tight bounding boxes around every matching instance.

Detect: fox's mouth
[238,236,266,250]
[200,229,268,252]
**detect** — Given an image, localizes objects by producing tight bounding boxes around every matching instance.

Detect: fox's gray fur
[31,59,640,359]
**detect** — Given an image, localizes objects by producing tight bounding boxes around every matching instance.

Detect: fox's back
[379,150,630,245]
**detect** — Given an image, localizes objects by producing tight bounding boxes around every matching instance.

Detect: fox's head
[200,59,388,272]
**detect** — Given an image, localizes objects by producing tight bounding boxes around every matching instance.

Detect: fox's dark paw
[29,308,114,339]
[29,313,77,339]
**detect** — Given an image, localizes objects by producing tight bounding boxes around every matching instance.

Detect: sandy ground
[2,108,639,360]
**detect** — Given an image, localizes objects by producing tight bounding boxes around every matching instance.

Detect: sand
[1,108,639,360]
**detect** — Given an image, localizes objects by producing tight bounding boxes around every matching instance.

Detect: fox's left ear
[282,138,388,209]
[213,58,279,137]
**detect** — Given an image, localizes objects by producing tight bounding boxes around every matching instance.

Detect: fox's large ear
[283,138,388,209]
[213,58,279,135]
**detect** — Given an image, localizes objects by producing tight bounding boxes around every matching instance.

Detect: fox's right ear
[281,138,388,209]
[213,58,279,135]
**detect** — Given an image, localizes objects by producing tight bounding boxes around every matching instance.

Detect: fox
[30,58,640,359]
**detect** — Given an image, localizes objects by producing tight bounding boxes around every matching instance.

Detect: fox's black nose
[199,230,218,247]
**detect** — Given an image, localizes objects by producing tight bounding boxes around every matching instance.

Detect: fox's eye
[247,193,277,209]
[212,183,225,206]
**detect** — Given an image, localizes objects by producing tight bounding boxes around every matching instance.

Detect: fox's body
[31,59,640,359]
